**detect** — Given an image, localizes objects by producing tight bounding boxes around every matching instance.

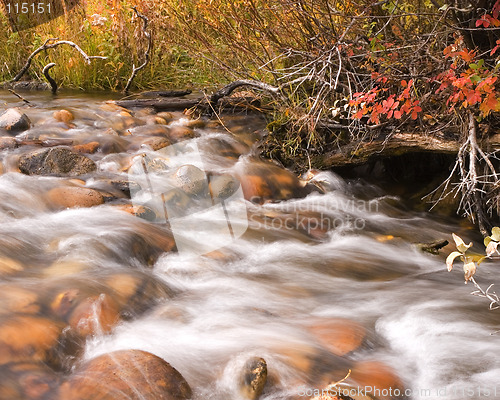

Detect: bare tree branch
[124,7,152,93]
[11,38,106,82]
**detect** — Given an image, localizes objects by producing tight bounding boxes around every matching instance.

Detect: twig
[124,7,152,93]
[470,277,500,310]
[11,38,106,82]
[7,89,30,104]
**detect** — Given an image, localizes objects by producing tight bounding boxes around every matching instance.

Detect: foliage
[447,228,500,309]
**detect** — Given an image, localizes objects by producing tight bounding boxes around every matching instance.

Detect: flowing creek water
[0,90,499,400]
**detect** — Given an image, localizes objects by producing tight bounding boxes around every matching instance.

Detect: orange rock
[0,257,24,277]
[308,318,366,356]
[143,136,171,150]
[67,294,120,336]
[168,126,196,142]
[113,204,156,220]
[185,118,205,129]
[0,316,63,365]
[47,187,104,209]
[239,175,273,203]
[236,160,309,203]
[72,142,99,154]
[350,360,403,397]
[58,350,192,400]
[53,110,74,124]
[0,286,39,314]
[0,362,59,400]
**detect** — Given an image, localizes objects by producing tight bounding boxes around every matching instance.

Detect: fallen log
[112,96,262,112]
[314,133,462,167]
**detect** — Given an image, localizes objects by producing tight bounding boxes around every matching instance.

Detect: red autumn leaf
[394,110,402,119]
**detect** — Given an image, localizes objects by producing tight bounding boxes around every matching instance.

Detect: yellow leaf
[446,251,462,271]
[452,233,472,253]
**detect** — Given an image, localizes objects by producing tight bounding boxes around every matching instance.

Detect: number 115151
[6,2,51,14]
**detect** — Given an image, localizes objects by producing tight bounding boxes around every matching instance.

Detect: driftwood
[314,133,462,167]
[113,95,261,112]
[139,90,193,97]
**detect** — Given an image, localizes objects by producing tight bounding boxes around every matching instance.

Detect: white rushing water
[0,92,499,399]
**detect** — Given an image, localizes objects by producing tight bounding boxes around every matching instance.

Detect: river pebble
[58,350,192,400]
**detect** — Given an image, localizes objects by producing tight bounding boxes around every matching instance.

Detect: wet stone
[0,362,60,400]
[350,360,403,398]
[239,357,268,400]
[58,350,192,400]
[174,164,208,196]
[142,136,171,150]
[167,126,196,142]
[0,108,31,133]
[46,187,104,209]
[0,285,39,315]
[0,136,18,149]
[209,174,240,200]
[72,142,99,154]
[19,147,97,177]
[67,294,120,337]
[307,318,366,357]
[0,316,63,365]
[53,110,74,124]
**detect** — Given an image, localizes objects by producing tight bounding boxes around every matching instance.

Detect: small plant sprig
[447,228,500,310]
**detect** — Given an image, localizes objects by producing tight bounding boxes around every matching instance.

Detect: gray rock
[0,108,31,133]
[209,174,240,200]
[19,147,97,176]
[174,164,207,196]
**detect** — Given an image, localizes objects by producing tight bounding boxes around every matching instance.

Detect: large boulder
[19,147,96,176]
[0,108,31,133]
[58,350,192,400]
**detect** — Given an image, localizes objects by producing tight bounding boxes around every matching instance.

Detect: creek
[0,90,499,400]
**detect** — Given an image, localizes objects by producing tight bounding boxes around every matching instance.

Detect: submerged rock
[58,350,192,400]
[53,110,74,124]
[236,159,312,203]
[72,142,99,154]
[0,316,63,365]
[0,108,31,133]
[307,318,366,356]
[0,362,60,400]
[19,147,97,176]
[350,360,403,399]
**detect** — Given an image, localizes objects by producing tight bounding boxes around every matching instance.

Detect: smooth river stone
[47,186,104,209]
[53,110,74,124]
[58,350,192,400]
[174,164,207,196]
[0,316,63,365]
[19,147,96,177]
[350,360,403,399]
[307,318,366,356]
[0,362,60,400]
[236,159,311,203]
[0,108,31,133]
[167,126,195,142]
[0,285,39,314]
[67,294,120,337]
